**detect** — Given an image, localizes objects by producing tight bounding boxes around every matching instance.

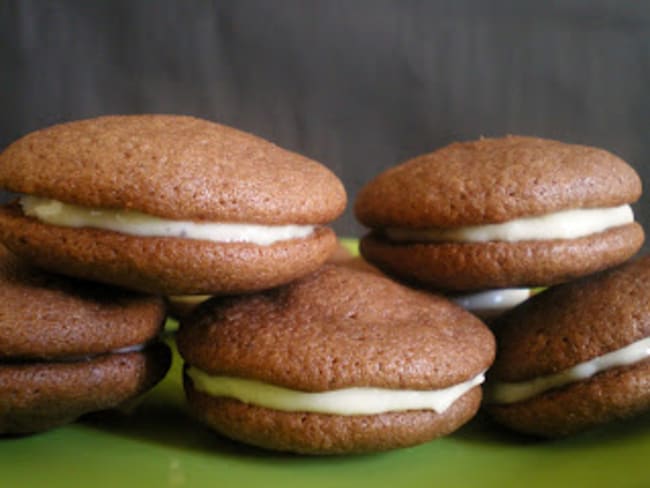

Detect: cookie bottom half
[0,342,171,434]
[0,204,337,295]
[184,376,482,455]
[485,358,650,437]
[360,223,644,291]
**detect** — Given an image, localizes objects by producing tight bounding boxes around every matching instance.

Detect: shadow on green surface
[454,408,650,450]
[84,403,262,457]
[83,401,391,466]
[453,410,541,445]
[549,410,650,450]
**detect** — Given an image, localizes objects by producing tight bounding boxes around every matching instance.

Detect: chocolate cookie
[355,136,644,291]
[484,255,650,437]
[0,115,346,294]
[166,239,357,319]
[0,245,171,434]
[177,265,495,454]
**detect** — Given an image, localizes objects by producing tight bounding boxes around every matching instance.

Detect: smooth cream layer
[451,288,532,321]
[487,336,650,404]
[20,196,315,246]
[186,367,485,415]
[385,205,633,243]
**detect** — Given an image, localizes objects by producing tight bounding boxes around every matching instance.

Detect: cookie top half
[0,115,346,224]
[490,255,650,382]
[355,136,641,228]
[177,265,495,391]
[0,245,166,359]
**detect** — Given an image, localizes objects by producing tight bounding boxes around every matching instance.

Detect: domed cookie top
[355,135,641,228]
[0,114,346,224]
[178,264,495,391]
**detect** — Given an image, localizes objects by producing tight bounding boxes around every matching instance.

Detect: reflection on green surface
[339,237,360,256]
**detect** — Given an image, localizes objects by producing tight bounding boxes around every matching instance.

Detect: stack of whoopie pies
[0,114,348,436]
[0,115,500,453]
[2,116,645,447]
[0,244,170,434]
[355,135,649,437]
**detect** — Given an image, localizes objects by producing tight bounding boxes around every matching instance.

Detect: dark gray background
[1,0,648,248]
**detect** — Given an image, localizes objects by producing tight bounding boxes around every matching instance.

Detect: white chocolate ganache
[186,368,486,415]
[385,205,634,243]
[486,336,650,404]
[20,196,315,246]
[451,288,532,320]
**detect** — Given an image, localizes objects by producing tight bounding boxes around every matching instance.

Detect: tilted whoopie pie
[0,245,171,434]
[177,265,495,454]
[355,136,644,292]
[0,115,346,295]
[484,255,650,437]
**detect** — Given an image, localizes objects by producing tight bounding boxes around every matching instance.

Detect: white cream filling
[20,196,315,246]
[486,336,650,404]
[385,205,633,243]
[47,342,149,363]
[186,368,485,415]
[451,288,532,321]
[111,343,148,354]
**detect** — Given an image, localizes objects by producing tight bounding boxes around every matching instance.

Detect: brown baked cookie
[177,264,495,454]
[166,239,357,319]
[483,255,650,437]
[338,255,384,275]
[0,115,346,294]
[0,245,171,434]
[324,242,384,276]
[355,136,644,291]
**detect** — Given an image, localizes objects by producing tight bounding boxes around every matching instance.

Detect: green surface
[3,239,650,487]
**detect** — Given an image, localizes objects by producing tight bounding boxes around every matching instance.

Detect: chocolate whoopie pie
[0,115,346,295]
[0,245,170,434]
[355,136,644,291]
[177,265,495,454]
[484,255,650,437]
